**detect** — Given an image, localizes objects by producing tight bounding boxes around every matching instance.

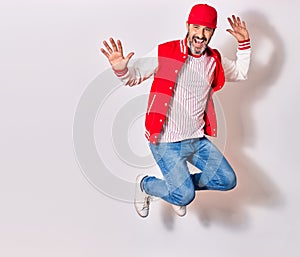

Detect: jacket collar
[180,37,188,55]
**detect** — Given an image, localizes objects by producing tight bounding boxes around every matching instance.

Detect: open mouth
[192,37,206,49]
[193,38,205,44]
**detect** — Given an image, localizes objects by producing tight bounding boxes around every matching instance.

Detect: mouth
[190,36,207,54]
[193,37,205,44]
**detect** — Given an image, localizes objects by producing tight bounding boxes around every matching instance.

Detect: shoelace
[142,196,150,210]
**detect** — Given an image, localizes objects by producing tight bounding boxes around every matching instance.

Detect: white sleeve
[221,47,251,82]
[116,46,158,86]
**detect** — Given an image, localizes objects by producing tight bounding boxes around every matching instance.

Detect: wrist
[113,67,128,77]
[238,38,251,50]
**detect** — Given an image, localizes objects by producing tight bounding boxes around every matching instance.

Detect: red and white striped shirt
[160,53,216,142]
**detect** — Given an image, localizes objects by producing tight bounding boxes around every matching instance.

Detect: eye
[204,27,213,32]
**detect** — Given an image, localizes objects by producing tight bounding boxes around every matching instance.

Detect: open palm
[226,15,249,41]
[100,38,134,71]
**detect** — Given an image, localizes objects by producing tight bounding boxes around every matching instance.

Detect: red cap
[187,4,217,28]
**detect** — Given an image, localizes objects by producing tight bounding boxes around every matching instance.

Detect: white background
[1,0,299,256]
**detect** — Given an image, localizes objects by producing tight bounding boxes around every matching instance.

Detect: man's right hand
[100,38,134,71]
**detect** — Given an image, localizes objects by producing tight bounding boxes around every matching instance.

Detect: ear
[211,29,215,37]
[186,22,189,32]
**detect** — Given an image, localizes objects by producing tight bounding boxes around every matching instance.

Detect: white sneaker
[134,175,151,218]
[172,204,186,217]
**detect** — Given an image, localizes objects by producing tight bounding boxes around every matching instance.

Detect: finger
[226,29,234,35]
[242,21,247,28]
[100,48,110,58]
[227,17,234,27]
[232,15,238,24]
[125,52,135,61]
[103,40,113,53]
[109,37,118,52]
[117,39,123,55]
[236,16,241,25]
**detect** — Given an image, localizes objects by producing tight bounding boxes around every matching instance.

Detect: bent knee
[225,173,237,190]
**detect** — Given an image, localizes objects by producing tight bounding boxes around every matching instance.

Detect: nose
[196,28,204,38]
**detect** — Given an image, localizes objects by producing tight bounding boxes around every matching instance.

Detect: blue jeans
[143,137,237,206]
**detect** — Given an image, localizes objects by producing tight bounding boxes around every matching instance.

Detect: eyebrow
[192,24,212,29]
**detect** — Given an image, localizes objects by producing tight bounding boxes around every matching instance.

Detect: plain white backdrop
[1,0,299,256]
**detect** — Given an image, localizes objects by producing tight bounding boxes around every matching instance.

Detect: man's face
[186,23,215,55]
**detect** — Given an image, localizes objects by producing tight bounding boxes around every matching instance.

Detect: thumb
[226,29,234,35]
[125,52,135,61]
[226,29,239,40]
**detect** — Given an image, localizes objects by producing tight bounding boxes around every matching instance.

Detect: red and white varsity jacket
[115,38,251,145]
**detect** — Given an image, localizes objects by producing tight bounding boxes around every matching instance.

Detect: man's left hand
[226,15,249,41]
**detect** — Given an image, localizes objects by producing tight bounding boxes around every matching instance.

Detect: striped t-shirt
[160,52,216,142]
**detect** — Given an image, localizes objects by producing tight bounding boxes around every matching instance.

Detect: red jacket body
[145,39,225,144]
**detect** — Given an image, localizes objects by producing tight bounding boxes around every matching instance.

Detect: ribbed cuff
[238,38,251,50]
[113,67,128,77]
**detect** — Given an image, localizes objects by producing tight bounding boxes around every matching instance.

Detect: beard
[187,34,211,55]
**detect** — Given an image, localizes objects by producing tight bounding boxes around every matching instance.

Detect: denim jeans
[143,137,236,206]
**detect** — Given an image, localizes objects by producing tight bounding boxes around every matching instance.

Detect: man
[101,4,251,218]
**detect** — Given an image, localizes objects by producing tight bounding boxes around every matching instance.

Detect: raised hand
[100,38,134,71]
[226,15,249,41]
